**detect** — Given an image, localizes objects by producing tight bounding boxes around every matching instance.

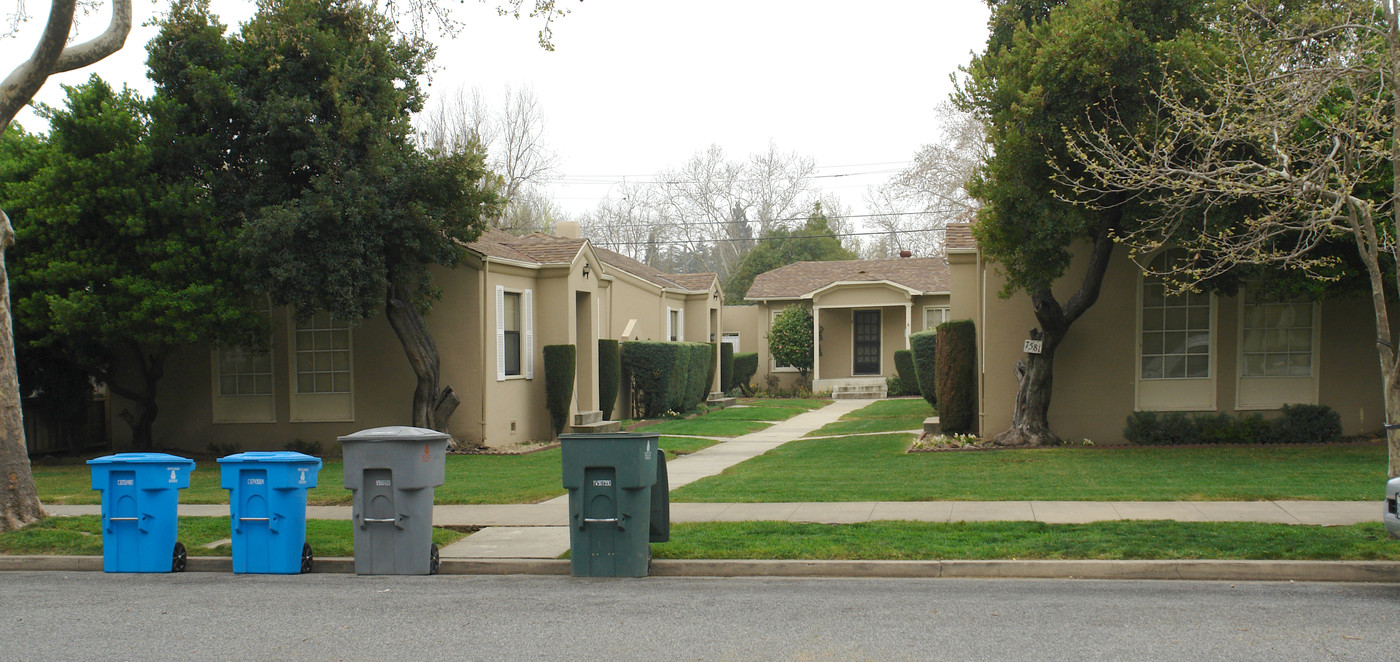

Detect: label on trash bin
[168,469,179,482]
[298,468,308,484]
[116,479,134,486]
[376,479,392,486]
[246,478,265,485]
[592,479,612,487]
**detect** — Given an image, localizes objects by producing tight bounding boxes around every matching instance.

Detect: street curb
[4,556,1399,582]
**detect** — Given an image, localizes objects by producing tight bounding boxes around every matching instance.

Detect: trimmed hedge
[621,341,714,418]
[543,344,576,437]
[934,320,976,434]
[598,339,620,420]
[1125,405,1343,445]
[720,342,734,392]
[733,352,758,395]
[893,349,919,396]
[909,331,938,408]
[703,342,719,402]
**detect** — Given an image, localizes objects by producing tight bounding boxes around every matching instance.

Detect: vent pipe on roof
[555,220,581,240]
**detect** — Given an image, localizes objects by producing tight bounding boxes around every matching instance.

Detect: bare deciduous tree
[1061,0,1400,475]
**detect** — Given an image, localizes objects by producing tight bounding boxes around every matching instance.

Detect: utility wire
[578,210,950,232]
[595,227,945,248]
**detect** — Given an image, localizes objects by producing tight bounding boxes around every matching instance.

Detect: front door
[853,310,881,375]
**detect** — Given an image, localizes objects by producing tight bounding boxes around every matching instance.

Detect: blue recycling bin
[87,453,195,573]
[218,451,322,574]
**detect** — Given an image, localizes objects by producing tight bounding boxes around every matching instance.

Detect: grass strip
[33,452,567,507]
[671,434,1386,502]
[0,516,467,557]
[652,520,1400,561]
[805,399,935,437]
[701,406,811,422]
[741,398,831,410]
[660,436,721,458]
[629,418,767,438]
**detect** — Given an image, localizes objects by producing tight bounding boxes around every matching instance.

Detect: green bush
[893,349,919,396]
[886,375,904,398]
[767,305,813,378]
[598,339,620,420]
[733,352,758,395]
[933,321,976,434]
[1273,404,1342,444]
[720,342,734,392]
[910,330,938,408]
[622,341,678,418]
[686,343,711,409]
[703,342,719,401]
[1124,405,1342,445]
[542,344,576,437]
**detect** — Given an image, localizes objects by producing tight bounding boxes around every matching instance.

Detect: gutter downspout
[480,258,490,444]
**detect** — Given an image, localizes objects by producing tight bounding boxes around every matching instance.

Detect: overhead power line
[579,209,952,232]
[596,227,946,248]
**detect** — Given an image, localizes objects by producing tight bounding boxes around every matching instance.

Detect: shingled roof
[945,223,976,251]
[466,229,714,293]
[746,257,950,300]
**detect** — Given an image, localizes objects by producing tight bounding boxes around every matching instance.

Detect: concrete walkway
[41,397,1387,562]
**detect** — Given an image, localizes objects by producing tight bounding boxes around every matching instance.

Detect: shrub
[1123,405,1342,445]
[621,341,676,418]
[767,305,814,378]
[934,320,976,433]
[909,330,938,408]
[893,349,919,396]
[703,342,719,401]
[733,352,758,395]
[686,343,711,409]
[886,375,904,398]
[1273,403,1342,444]
[598,339,620,420]
[543,344,576,437]
[284,438,323,456]
[720,342,734,392]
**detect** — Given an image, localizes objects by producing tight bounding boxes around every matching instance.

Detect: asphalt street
[4,572,1398,661]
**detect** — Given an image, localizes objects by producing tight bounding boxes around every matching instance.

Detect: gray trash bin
[1386,477,1400,539]
[339,426,449,575]
[560,433,666,577]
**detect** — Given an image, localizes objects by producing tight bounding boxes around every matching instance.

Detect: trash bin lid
[87,452,194,465]
[217,451,320,463]
[337,426,451,443]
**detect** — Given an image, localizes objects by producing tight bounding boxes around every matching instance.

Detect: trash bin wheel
[172,542,187,573]
[429,543,440,575]
[301,542,314,574]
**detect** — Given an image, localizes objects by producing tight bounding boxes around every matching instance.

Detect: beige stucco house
[103,224,723,452]
[723,257,950,397]
[945,222,1387,443]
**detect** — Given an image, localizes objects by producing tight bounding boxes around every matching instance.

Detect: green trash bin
[560,433,667,577]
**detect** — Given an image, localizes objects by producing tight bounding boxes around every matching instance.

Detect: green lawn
[741,398,831,410]
[700,405,811,421]
[805,398,935,437]
[34,452,568,506]
[653,520,1400,560]
[628,418,767,437]
[659,436,721,458]
[670,433,1386,502]
[0,516,466,557]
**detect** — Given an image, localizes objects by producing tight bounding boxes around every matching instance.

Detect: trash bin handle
[580,516,626,531]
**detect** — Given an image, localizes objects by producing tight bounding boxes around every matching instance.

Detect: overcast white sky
[6,0,992,218]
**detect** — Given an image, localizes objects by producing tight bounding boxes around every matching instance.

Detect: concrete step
[572,410,603,426]
[832,384,887,399]
[923,416,941,435]
[569,420,621,434]
[707,396,737,408]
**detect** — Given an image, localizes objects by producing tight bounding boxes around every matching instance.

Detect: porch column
[905,303,913,349]
[812,305,821,381]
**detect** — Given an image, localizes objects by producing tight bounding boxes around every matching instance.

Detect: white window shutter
[496,286,506,381]
[677,308,685,342]
[523,289,534,379]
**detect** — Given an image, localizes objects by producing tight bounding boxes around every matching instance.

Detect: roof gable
[746,257,949,300]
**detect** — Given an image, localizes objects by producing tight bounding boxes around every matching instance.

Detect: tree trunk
[990,214,1119,447]
[105,341,167,451]
[385,281,459,432]
[0,212,44,531]
[994,344,1061,447]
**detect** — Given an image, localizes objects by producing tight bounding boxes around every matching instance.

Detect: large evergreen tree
[725,204,857,303]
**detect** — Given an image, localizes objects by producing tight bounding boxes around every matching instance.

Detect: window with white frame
[924,306,950,332]
[294,312,352,393]
[1140,252,1211,380]
[1241,287,1314,378]
[496,286,533,380]
[721,332,740,352]
[667,307,683,342]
